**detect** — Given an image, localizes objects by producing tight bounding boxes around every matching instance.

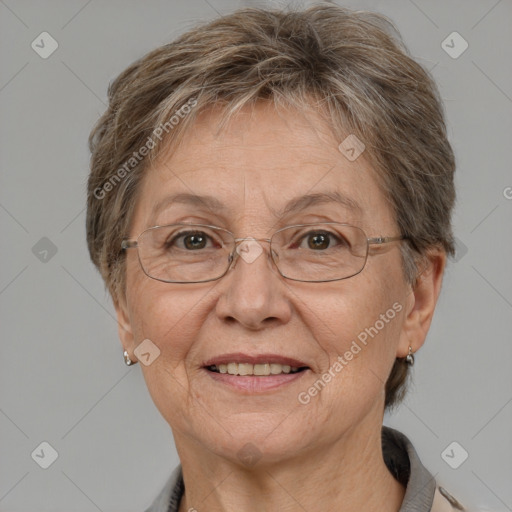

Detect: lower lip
[204,369,308,392]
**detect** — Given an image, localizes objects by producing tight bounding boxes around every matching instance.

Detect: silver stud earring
[123,350,135,366]
[405,346,415,366]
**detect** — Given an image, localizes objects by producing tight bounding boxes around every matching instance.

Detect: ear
[397,248,447,358]
[114,296,138,362]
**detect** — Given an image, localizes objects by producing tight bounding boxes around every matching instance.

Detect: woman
[87,4,464,511]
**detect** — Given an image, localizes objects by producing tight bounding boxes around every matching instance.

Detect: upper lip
[203,353,309,368]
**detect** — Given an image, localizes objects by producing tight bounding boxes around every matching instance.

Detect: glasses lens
[137,224,233,283]
[271,223,368,282]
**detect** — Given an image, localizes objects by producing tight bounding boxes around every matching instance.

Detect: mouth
[202,353,310,391]
[206,362,308,376]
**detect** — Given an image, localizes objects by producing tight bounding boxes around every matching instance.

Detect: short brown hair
[87,3,456,409]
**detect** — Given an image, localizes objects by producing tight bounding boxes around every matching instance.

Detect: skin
[115,101,446,512]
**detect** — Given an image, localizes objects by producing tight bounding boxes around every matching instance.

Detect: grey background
[0,0,511,510]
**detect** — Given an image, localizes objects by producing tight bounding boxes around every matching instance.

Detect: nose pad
[227,251,236,270]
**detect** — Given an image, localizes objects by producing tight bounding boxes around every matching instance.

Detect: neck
[175,420,405,512]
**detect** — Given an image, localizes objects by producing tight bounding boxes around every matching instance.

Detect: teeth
[254,363,270,376]
[211,363,302,376]
[238,363,252,376]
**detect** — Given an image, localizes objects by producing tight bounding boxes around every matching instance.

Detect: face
[116,101,433,467]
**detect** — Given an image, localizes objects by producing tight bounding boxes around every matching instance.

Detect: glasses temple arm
[367,235,407,245]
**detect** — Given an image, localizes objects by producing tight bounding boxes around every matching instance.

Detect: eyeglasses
[121,222,406,284]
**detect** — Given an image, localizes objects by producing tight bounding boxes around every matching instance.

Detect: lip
[203,352,309,368]
[205,368,309,392]
[202,352,310,393]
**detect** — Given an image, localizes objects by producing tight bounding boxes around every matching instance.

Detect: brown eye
[307,232,330,250]
[183,233,207,250]
[296,230,348,251]
[166,231,212,251]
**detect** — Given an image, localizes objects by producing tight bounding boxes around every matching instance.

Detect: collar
[382,426,437,510]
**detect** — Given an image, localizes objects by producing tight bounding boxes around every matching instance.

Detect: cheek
[128,282,212,365]
[125,279,218,431]
[302,274,404,389]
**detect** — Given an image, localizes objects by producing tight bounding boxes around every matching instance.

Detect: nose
[214,238,292,330]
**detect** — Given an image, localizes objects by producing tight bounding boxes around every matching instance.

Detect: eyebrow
[273,191,362,218]
[150,190,362,222]
[151,193,228,221]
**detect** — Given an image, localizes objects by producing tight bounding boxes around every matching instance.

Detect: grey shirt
[145,426,461,511]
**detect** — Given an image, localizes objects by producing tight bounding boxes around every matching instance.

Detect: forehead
[133,103,394,231]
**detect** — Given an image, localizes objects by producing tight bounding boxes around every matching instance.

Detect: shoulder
[382,426,466,511]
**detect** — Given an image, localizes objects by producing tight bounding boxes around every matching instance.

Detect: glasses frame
[121,222,407,284]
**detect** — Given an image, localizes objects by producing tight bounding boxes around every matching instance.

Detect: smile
[202,353,310,391]
[207,363,306,376]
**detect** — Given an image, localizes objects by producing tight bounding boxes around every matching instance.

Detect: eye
[166,230,216,251]
[305,232,330,250]
[296,230,349,251]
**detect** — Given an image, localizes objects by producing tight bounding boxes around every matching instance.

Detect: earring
[123,350,135,366]
[405,346,415,366]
